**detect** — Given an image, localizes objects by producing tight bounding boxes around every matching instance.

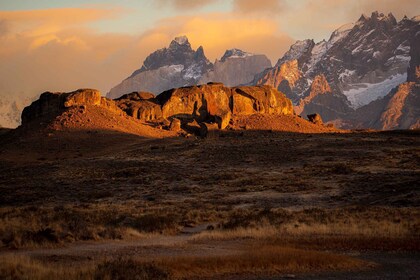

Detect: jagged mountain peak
[169,35,191,49]
[357,14,369,23]
[276,39,315,67]
[220,48,253,62]
[356,11,399,26]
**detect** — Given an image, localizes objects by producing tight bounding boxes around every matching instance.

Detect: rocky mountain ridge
[107,36,271,99]
[253,12,419,129]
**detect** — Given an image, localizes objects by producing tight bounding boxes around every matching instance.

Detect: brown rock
[115,92,155,101]
[64,89,101,108]
[22,89,115,125]
[200,122,219,138]
[169,118,182,132]
[231,86,294,115]
[157,84,231,129]
[307,113,323,125]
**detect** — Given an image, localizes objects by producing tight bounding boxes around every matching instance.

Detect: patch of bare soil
[229,114,340,133]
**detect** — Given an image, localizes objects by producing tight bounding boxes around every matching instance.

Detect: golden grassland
[0,245,370,280]
[1,205,418,250]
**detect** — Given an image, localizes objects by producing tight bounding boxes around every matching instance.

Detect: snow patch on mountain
[276,39,313,66]
[220,49,254,62]
[184,63,202,80]
[343,73,407,109]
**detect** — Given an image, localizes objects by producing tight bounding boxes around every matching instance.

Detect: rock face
[22,89,122,125]
[348,82,420,130]
[155,83,293,129]
[107,38,271,99]
[116,92,162,122]
[407,30,420,83]
[199,49,271,86]
[253,12,419,128]
[307,114,323,125]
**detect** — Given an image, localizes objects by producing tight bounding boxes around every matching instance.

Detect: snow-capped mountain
[107,36,213,99]
[253,11,419,128]
[107,37,271,99]
[199,49,271,87]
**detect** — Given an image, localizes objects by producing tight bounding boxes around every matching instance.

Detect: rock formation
[22,84,295,135]
[22,89,123,125]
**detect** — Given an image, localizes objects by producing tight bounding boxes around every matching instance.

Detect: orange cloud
[233,0,285,14]
[140,13,293,62]
[0,7,294,113]
[155,0,218,9]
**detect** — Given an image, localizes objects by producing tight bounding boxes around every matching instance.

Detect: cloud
[232,0,286,14]
[154,0,219,10]
[140,13,294,62]
[0,7,145,99]
[0,8,294,106]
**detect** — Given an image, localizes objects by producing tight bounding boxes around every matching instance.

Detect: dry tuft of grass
[0,245,370,280]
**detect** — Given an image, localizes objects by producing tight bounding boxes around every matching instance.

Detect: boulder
[307,113,323,125]
[157,84,231,129]
[231,86,294,115]
[169,118,182,132]
[64,89,101,108]
[116,92,155,101]
[116,97,162,122]
[199,122,220,138]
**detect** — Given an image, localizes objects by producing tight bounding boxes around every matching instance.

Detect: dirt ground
[0,126,419,279]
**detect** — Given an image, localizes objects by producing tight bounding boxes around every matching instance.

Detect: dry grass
[0,204,186,248]
[156,245,369,279]
[0,245,369,280]
[191,206,420,251]
[1,205,418,250]
[0,255,94,280]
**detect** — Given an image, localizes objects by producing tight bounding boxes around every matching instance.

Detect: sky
[0,0,418,99]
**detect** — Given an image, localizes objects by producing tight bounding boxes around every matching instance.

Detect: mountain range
[1,11,418,130]
[107,11,419,130]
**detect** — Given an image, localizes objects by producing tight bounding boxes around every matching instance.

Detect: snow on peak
[276,39,314,66]
[173,36,189,45]
[220,48,253,61]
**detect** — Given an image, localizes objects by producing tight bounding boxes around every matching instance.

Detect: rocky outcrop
[22,85,295,134]
[22,89,122,125]
[199,49,271,86]
[116,92,162,122]
[307,114,323,125]
[155,83,293,129]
